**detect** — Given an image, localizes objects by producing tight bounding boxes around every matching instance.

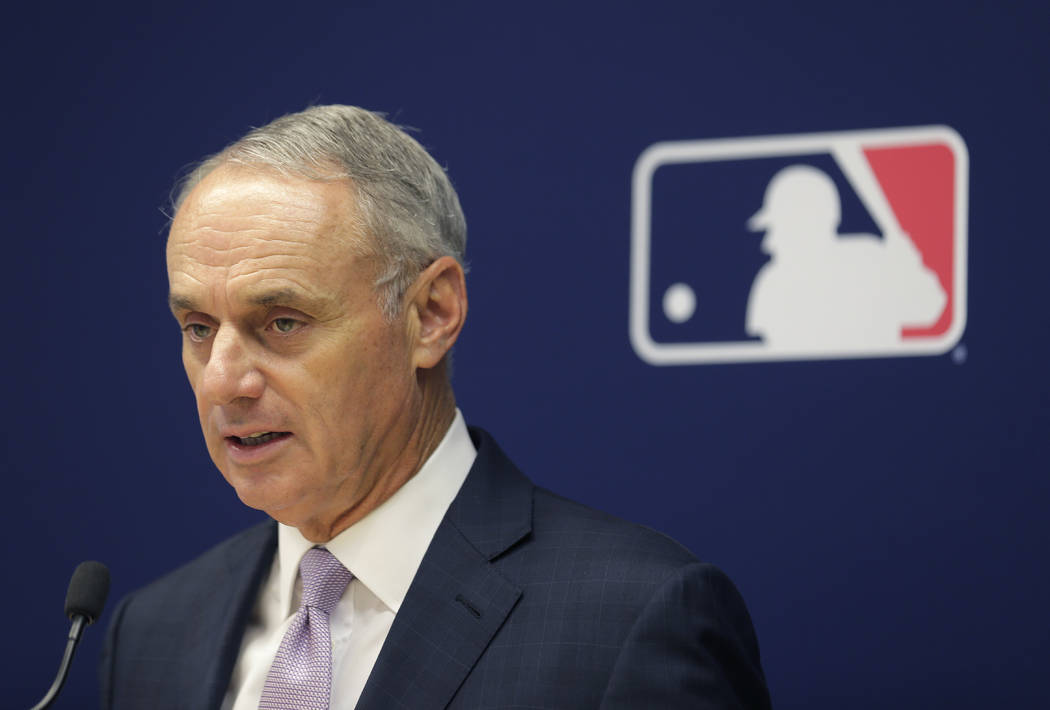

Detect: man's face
[166,165,420,537]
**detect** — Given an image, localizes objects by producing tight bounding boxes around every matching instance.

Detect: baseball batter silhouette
[746,164,945,350]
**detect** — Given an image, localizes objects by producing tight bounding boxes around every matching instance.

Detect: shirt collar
[275,409,476,615]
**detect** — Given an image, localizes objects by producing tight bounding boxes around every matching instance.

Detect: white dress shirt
[221,410,477,710]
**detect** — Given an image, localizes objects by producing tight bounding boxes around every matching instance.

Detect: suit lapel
[356,428,532,709]
[193,521,277,710]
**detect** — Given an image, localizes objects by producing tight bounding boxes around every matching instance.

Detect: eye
[270,317,303,334]
[185,323,213,342]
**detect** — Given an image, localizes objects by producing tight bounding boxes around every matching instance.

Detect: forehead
[166,166,369,311]
[169,165,358,253]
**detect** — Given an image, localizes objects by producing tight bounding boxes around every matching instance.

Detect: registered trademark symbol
[952,344,967,364]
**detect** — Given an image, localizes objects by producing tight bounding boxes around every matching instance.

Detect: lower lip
[224,433,294,465]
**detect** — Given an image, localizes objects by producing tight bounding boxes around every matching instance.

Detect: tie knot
[298,547,353,615]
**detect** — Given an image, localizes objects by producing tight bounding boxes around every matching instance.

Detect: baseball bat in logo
[629,126,968,365]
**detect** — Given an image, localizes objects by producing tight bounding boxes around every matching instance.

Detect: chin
[235,479,315,525]
[224,470,288,512]
[232,487,273,513]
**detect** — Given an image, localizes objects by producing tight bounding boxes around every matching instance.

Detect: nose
[198,325,265,405]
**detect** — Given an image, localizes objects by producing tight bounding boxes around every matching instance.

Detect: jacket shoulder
[535,487,698,561]
[465,427,698,580]
[500,485,701,592]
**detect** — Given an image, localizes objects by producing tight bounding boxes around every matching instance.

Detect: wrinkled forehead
[165,165,378,308]
[168,164,367,255]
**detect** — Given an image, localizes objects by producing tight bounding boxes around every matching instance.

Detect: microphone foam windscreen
[64,560,110,623]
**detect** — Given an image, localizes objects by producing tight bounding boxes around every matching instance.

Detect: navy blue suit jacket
[100,428,771,708]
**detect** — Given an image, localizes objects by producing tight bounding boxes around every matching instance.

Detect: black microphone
[30,561,110,710]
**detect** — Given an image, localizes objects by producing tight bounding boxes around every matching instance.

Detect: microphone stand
[29,614,88,710]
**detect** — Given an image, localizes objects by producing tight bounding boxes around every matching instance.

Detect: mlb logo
[629,126,968,365]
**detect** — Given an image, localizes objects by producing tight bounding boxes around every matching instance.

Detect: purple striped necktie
[259,546,353,710]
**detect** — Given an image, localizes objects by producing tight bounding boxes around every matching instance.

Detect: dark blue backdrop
[4,2,1048,707]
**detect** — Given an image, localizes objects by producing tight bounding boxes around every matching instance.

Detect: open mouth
[227,432,291,447]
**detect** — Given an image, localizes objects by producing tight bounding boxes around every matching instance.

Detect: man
[100,105,771,709]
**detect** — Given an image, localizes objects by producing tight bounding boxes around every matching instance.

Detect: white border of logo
[629,126,969,365]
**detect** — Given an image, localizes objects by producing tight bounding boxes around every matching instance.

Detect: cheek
[182,349,204,395]
[181,354,208,423]
[308,358,392,436]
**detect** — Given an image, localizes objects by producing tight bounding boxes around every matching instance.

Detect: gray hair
[172,105,467,318]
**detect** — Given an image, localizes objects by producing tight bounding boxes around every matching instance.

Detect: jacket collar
[447,426,534,560]
[355,426,532,709]
[197,521,278,710]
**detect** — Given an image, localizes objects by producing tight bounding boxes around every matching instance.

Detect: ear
[405,256,468,370]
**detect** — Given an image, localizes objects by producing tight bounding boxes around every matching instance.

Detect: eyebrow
[168,293,197,313]
[167,288,331,314]
[247,288,315,308]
